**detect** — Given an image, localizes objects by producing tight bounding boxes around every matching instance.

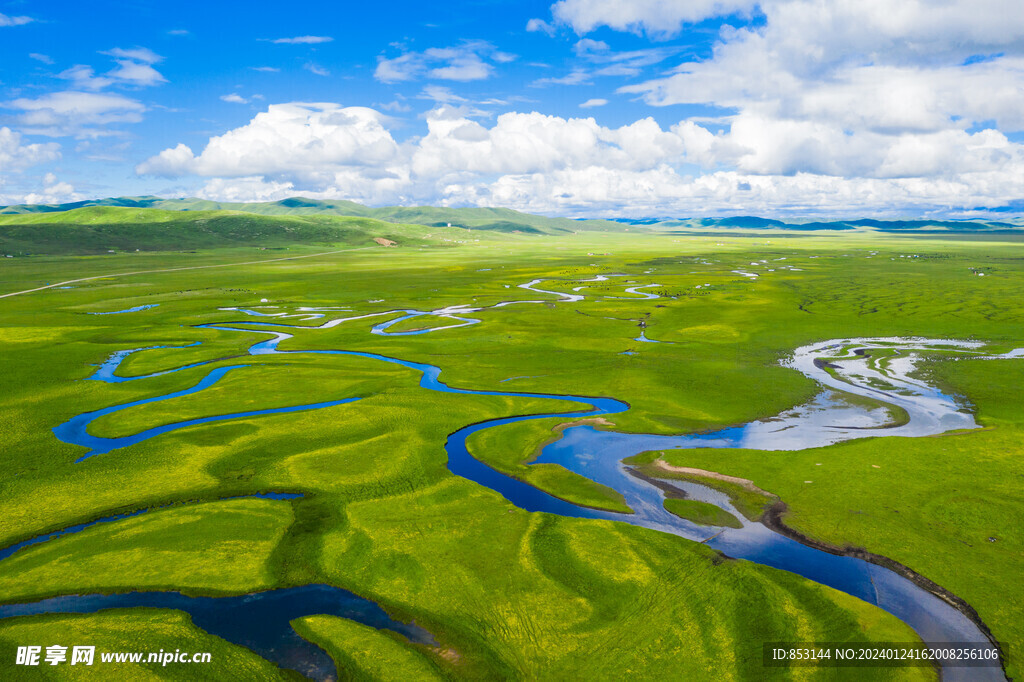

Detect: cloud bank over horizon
[3,1,1024,217]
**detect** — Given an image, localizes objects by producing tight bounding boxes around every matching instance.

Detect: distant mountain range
[0,196,621,235]
[1,196,1021,255]
[2,196,1020,233]
[609,216,1023,233]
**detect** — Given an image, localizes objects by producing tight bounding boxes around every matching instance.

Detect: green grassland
[3,195,1020,236]
[663,499,743,529]
[0,206,495,255]
[626,457,780,522]
[1,218,1022,680]
[291,616,444,681]
[645,357,1024,679]
[0,196,628,235]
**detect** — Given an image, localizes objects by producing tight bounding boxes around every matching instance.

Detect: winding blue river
[3,279,1018,680]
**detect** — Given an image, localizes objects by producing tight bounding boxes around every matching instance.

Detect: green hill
[0,206,485,256]
[0,196,622,235]
[3,196,1020,241]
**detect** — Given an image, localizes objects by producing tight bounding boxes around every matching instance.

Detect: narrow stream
[2,278,1017,680]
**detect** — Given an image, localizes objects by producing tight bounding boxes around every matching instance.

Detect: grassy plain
[1,225,1021,680]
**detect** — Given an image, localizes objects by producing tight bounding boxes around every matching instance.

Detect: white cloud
[252,66,280,72]
[197,176,296,202]
[136,143,196,177]
[550,0,756,37]
[220,93,248,103]
[573,39,609,55]
[375,41,503,83]
[58,65,114,91]
[304,63,330,77]
[136,104,401,182]
[58,48,167,90]
[0,127,61,169]
[0,12,33,27]
[586,0,1024,192]
[19,172,81,205]
[549,0,1024,55]
[29,53,53,64]
[271,36,332,44]
[101,47,163,64]
[525,18,556,36]
[136,100,1024,216]
[532,70,591,86]
[419,85,467,104]
[107,59,167,86]
[533,42,678,86]
[0,158,80,208]
[378,100,412,112]
[6,91,146,137]
[13,46,165,137]
[126,0,1024,216]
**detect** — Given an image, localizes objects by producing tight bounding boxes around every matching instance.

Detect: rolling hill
[2,197,1022,257]
[0,206,488,256]
[0,196,622,235]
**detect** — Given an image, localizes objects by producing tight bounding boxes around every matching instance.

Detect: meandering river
[1,277,1017,680]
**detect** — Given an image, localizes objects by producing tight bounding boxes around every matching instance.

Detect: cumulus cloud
[128,1,1024,217]
[375,41,505,83]
[197,176,296,202]
[605,1,1024,189]
[0,162,79,209]
[19,172,82,205]
[135,99,1024,216]
[220,93,248,103]
[136,104,401,181]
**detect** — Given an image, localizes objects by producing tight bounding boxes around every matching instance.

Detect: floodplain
[0,226,1021,681]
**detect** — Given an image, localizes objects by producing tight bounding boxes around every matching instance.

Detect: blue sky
[2,0,1024,217]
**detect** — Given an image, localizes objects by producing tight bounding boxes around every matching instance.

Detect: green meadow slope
[3,195,1021,235]
[0,206,497,255]
[0,196,623,235]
